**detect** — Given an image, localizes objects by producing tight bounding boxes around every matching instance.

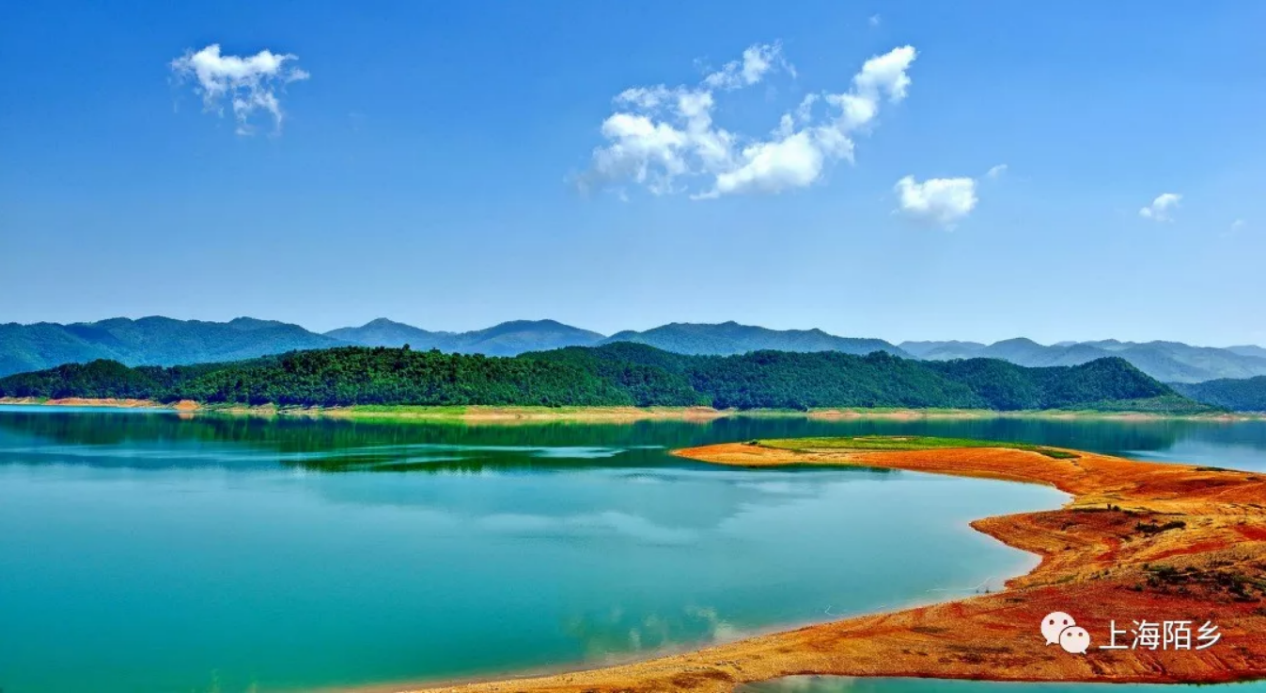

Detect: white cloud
[590,113,690,195]
[583,43,918,199]
[895,175,979,227]
[824,93,879,132]
[986,164,1008,179]
[852,45,916,103]
[1138,193,1181,222]
[1231,219,1247,232]
[703,42,792,90]
[794,93,819,123]
[616,86,673,110]
[170,44,309,135]
[869,14,882,27]
[712,131,825,196]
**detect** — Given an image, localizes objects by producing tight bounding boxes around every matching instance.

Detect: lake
[2,408,1265,693]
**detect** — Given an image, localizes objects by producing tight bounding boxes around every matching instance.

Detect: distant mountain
[901,337,1266,383]
[327,318,604,357]
[0,317,343,377]
[455,320,605,356]
[1227,345,1266,360]
[899,341,986,360]
[1079,339,1132,352]
[977,338,1072,365]
[603,321,911,358]
[1172,376,1266,412]
[326,318,451,349]
[5,314,1264,385]
[1098,342,1262,383]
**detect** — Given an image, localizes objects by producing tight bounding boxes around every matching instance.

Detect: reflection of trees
[2,409,1265,473]
[0,411,715,450]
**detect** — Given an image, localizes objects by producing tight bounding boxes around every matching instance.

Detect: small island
[393,436,1266,692]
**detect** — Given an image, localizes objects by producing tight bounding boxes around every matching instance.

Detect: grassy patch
[1142,564,1266,601]
[1063,395,1221,415]
[758,435,1079,459]
[347,404,472,416]
[1135,519,1187,536]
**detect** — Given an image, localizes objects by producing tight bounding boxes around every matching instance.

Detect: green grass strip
[756,435,1078,459]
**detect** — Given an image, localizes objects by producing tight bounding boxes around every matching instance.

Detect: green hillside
[0,343,1204,413]
[1172,377,1266,412]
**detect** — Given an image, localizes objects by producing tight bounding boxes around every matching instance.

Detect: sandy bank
[0,396,186,410]
[0,398,1257,422]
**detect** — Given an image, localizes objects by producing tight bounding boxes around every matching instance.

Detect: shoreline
[0,397,1260,423]
[379,440,1266,691]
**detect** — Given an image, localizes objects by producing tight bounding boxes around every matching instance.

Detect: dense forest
[1171,376,1266,412]
[0,343,1203,412]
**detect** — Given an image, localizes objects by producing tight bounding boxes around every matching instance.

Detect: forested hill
[0,343,1204,413]
[1170,377,1266,412]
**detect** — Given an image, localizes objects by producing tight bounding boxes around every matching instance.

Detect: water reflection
[562,604,741,659]
[2,407,1266,471]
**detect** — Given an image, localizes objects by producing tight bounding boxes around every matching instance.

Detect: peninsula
[392,436,1266,692]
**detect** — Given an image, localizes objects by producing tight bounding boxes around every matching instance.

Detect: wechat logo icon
[1042,611,1090,654]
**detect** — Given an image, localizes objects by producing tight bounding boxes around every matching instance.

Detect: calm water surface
[2,408,1265,693]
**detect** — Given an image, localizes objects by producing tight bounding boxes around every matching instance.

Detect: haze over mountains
[0,317,340,378]
[603,322,909,358]
[899,338,1266,383]
[1228,345,1266,360]
[326,318,604,357]
[3,316,1265,386]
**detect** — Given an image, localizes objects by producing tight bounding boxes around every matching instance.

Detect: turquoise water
[1,408,1265,693]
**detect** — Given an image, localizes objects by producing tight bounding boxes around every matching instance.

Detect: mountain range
[899,338,1266,383]
[325,318,604,356]
[0,317,340,377]
[2,316,1264,385]
[602,322,909,357]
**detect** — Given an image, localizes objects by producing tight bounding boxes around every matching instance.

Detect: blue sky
[2,1,1264,345]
